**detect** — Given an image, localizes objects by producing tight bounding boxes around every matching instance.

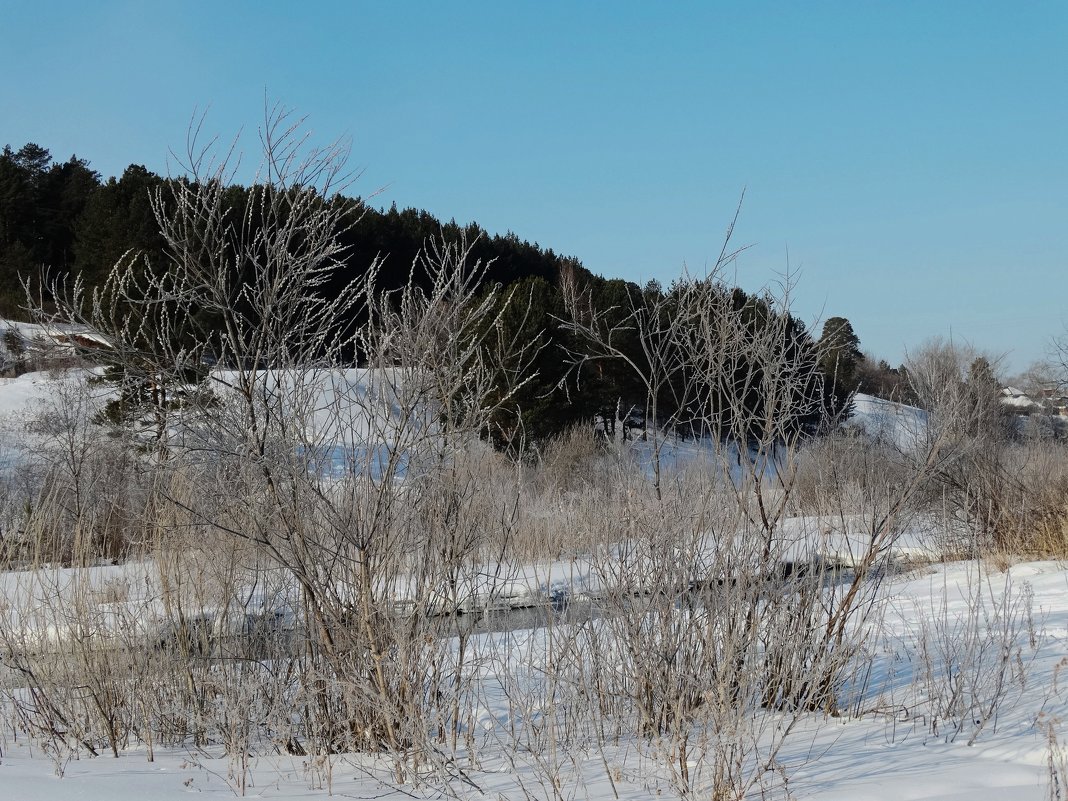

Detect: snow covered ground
[849,392,929,450]
[0,559,1065,799]
[2,367,1067,799]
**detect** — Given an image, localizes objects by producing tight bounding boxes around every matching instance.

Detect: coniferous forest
[0,141,863,447]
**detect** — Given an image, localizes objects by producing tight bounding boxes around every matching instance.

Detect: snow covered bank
[849,392,929,450]
[1,557,1066,800]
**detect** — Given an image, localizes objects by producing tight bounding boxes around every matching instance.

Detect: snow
[1,558,1065,799]
[1,536,1064,799]
[0,367,111,469]
[849,392,929,450]
[0,370,75,466]
[1001,386,1046,411]
[0,370,64,416]
[1,318,112,348]
[782,560,1068,800]
[2,370,1068,799]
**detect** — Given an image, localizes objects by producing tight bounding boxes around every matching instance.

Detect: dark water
[428,596,601,637]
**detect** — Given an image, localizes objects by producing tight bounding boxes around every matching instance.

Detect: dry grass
[1025,506,1068,558]
[1042,713,1068,801]
[531,424,612,494]
[788,432,918,518]
[90,577,131,605]
[983,442,1068,558]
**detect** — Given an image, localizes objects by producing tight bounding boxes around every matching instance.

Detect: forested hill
[0,141,843,446]
[0,142,586,314]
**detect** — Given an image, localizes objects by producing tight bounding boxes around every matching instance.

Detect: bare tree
[27,105,544,781]
[557,200,751,499]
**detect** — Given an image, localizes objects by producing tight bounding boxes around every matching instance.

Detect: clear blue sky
[4,1,1066,372]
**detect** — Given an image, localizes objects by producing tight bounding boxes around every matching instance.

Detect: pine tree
[817,316,862,412]
[818,317,862,382]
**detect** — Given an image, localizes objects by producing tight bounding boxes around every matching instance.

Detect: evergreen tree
[478,275,563,450]
[73,164,164,287]
[818,316,863,412]
[38,154,100,272]
[0,144,102,314]
[818,317,862,383]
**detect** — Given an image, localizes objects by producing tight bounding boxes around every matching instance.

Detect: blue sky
[4,1,1066,371]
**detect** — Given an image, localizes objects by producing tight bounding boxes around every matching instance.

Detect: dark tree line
[1,141,843,447]
[0,144,101,314]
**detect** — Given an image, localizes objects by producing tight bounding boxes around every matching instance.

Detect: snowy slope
[849,392,929,450]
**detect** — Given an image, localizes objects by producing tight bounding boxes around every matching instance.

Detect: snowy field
[0,560,1065,800]
[1,365,1067,800]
